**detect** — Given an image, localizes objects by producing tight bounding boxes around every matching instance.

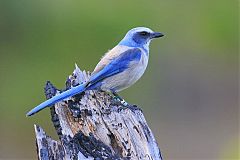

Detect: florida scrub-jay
[26,27,164,116]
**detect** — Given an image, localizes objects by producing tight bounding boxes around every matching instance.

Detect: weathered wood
[34,64,163,160]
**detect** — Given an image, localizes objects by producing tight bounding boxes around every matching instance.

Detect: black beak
[151,32,164,38]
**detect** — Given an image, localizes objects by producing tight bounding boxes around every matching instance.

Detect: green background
[0,0,238,159]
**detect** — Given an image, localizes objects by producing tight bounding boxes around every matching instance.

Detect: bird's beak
[151,32,164,39]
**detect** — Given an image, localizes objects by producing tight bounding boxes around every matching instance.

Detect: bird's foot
[112,96,129,107]
[120,99,129,107]
[109,92,128,107]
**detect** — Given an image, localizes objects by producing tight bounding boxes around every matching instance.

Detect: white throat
[143,41,150,53]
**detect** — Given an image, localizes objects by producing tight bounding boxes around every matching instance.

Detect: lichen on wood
[34,64,163,160]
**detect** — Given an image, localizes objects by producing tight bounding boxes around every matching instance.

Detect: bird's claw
[113,96,129,107]
[120,100,129,107]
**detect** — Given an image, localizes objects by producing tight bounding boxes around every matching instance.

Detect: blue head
[119,27,164,52]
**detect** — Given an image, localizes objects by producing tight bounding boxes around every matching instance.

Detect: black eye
[139,31,149,36]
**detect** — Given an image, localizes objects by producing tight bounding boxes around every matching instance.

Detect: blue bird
[26,27,164,116]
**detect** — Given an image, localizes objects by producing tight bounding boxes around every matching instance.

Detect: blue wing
[89,48,142,85]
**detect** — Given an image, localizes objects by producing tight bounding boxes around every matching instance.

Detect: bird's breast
[101,50,149,92]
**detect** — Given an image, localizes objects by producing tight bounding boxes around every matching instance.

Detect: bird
[26,27,164,116]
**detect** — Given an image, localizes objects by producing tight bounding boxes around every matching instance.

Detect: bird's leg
[112,91,123,101]
[111,91,129,107]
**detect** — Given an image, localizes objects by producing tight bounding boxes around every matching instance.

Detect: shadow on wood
[34,64,163,160]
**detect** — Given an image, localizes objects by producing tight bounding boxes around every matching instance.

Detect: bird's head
[119,27,164,51]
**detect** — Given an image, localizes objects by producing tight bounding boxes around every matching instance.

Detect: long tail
[26,83,86,116]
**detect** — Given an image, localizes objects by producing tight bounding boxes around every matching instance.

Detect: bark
[34,64,163,160]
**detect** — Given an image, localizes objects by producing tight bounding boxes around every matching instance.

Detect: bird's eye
[139,31,149,36]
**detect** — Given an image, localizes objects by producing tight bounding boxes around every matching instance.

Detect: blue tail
[26,83,86,116]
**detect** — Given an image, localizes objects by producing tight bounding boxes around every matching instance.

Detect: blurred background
[0,0,238,159]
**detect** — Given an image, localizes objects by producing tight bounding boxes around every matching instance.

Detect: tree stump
[33,64,163,160]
